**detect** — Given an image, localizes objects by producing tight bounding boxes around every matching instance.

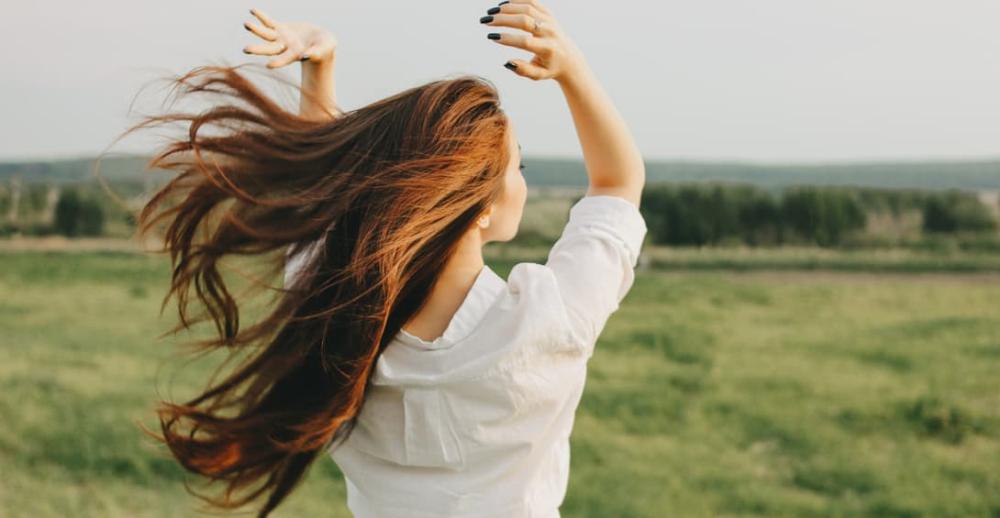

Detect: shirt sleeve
[544,194,648,357]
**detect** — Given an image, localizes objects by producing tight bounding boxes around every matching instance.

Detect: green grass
[1,252,999,517]
[488,244,1000,273]
[643,246,1000,273]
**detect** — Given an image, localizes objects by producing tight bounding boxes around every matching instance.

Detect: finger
[487,32,546,55]
[268,48,301,68]
[482,13,536,34]
[509,0,552,16]
[249,7,277,29]
[494,2,548,23]
[504,59,547,81]
[482,13,534,32]
[244,42,286,56]
[243,20,278,42]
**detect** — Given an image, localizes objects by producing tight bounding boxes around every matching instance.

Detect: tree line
[636,183,997,247]
[1,181,997,247]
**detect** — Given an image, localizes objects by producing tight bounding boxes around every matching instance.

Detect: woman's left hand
[242,7,337,68]
[480,0,585,84]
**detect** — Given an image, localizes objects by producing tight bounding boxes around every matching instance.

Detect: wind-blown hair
[112,62,511,516]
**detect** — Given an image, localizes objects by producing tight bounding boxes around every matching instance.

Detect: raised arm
[482,0,645,207]
[243,7,342,122]
[481,0,648,355]
[299,56,340,121]
[555,63,644,207]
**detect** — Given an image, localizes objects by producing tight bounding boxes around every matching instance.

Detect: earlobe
[477,206,495,229]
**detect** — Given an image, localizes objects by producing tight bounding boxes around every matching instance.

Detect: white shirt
[284,195,648,517]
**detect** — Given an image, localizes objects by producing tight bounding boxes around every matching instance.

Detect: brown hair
[109,62,511,516]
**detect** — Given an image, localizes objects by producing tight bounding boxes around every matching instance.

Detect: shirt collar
[396,264,506,350]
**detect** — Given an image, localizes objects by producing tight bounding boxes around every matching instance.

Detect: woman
[129,1,646,516]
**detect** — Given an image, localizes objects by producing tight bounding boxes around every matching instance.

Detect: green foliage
[641,182,996,248]
[738,188,784,246]
[641,183,782,246]
[54,188,105,237]
[641,183,870,247]
[781,186,867,246]
[922,190,997,233]
[4,167,998,247]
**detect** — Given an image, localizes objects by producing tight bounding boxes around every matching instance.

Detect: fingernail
[504,61,517,70]
[243,48,250,54]
[487,7,501,15]
[499,1,510,5]
[243,22,251,31]
[301,55,310,61]
[487,33,501,40]
[480,15,494,24]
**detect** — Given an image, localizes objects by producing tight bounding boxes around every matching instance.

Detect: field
[1,250,999,517]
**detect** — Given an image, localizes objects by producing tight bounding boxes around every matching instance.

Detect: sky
[2,1,999,163]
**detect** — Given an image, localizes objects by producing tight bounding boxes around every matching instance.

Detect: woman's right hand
[243,7,338,68]
[480,0,588,84]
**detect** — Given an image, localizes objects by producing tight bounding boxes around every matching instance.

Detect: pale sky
[2,1,1000,163]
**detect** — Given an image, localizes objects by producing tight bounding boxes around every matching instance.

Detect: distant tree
[666,185,714,246]
[781,186,866,246]
[79,199,105,236]
[54,189,82,236]
[54,188,105,237]
[642,183,782,246]
[738,189,783,246]
[922,191,996,233]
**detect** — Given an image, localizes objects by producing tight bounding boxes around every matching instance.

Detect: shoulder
[506,261,560,296]
[447,263,588,412]
[503,262,563,316]
[482,262,586,363]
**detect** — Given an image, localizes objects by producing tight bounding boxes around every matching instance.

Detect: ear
[477,205,495,229]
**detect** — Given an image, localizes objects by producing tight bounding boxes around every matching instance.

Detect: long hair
[110,62,511,516]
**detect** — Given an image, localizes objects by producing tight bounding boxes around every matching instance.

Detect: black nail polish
[480,15,493,24]
[504,61,518,70]
[487,33,501,40]
[499,1,510,5]
[243,48,250,54]
[300,56,310,61]
[487,7,500,15]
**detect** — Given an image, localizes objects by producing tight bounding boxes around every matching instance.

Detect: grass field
[1,251,999,517]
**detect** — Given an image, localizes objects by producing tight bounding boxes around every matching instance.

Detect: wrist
[299,51,339,120]
[556,59,594,92]
[554,46,592,90]
[302,47,336,68]
[301,53,335,89]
